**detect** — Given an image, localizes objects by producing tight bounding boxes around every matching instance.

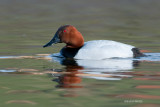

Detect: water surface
[0,0,160,107]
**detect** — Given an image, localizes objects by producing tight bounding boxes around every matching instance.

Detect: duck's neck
[66,34,84,48]
[63,34,84,58]
[66,42,83,48]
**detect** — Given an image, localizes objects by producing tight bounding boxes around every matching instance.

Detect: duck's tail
[132,48,146,58]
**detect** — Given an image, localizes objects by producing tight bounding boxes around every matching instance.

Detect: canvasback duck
[43,25,144,60]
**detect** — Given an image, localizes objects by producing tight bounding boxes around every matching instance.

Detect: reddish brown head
[43,25,84,48]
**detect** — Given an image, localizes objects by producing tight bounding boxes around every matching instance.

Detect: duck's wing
[74,40,135,59]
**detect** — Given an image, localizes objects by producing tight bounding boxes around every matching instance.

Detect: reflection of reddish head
[58,73,82,88]
[57,65,84,88]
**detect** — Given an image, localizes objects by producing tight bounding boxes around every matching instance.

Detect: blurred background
[0,0,160,56]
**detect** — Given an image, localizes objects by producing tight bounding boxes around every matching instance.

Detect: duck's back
[74,40,135,60]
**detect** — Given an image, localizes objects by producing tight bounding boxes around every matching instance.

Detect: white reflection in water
[77,59,133,71]
[0,56,19,59]
[52,56,134,80]
[136,53,160,61]
[51,53,160,80]
[77,59,133,80]
[0,69,16,72]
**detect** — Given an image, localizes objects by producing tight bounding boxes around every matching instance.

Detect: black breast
[60,47,81,58]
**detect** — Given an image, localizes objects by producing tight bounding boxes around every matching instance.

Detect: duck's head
[43,25,84,48]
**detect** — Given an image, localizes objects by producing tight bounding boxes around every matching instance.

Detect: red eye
[63,30,66,33]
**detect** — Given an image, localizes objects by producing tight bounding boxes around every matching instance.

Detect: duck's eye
[63,30,67,33]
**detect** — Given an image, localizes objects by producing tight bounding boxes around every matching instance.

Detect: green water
[0,0,160,107]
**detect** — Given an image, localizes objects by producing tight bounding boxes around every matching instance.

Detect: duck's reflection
[52,55,139,84]
[51,56,140,97]
[55,65,83,88]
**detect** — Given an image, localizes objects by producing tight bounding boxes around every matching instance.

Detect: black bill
[43,32,61,48]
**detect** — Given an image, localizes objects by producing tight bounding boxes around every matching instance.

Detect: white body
[74,40,134,60]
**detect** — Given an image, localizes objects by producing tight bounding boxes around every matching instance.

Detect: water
[0,0,160,107]
[0,69,16,72]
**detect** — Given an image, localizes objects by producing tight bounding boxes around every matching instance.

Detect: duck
[43,25,144,60]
